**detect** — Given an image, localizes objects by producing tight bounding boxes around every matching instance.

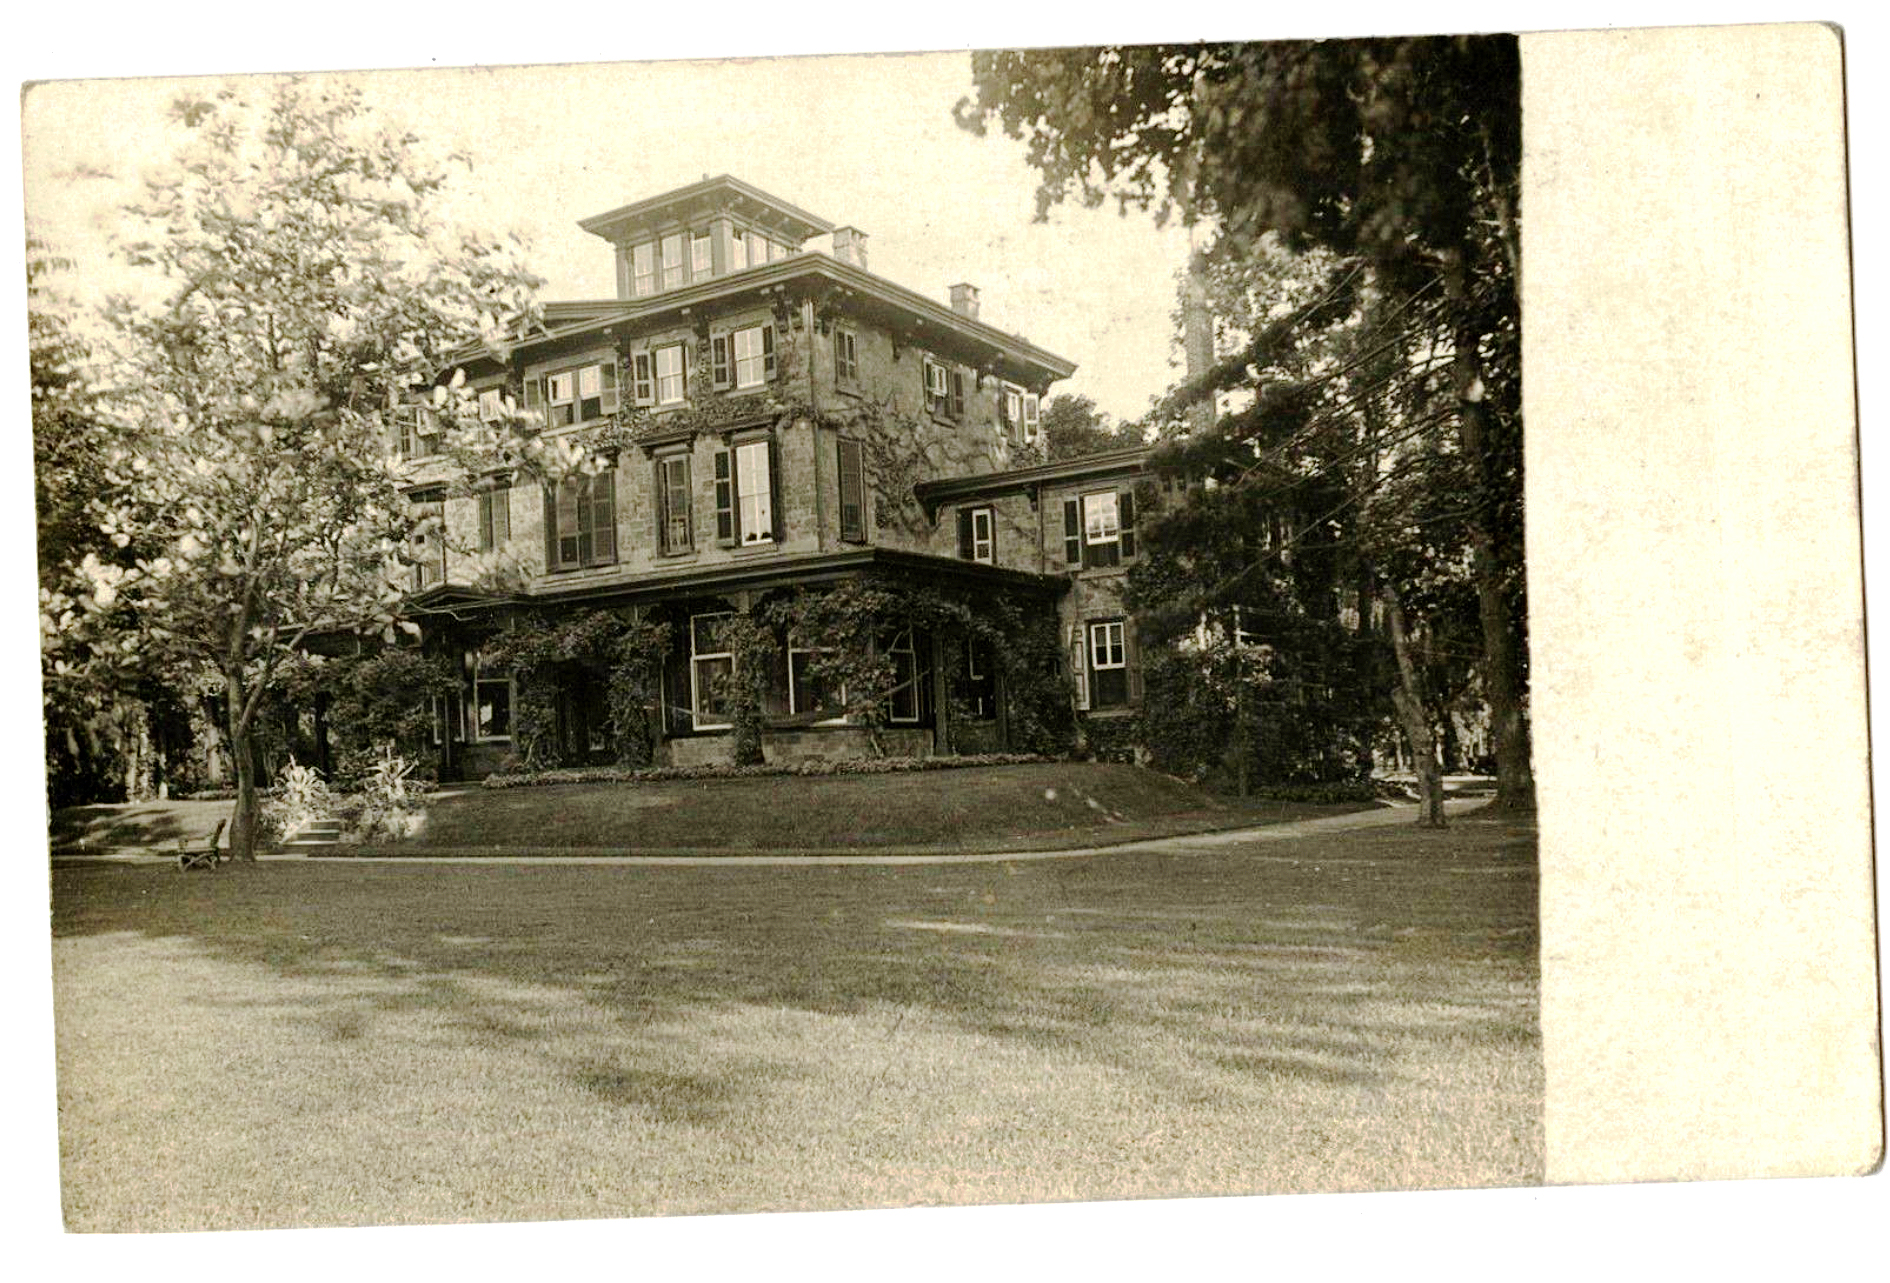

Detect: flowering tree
[49,81,541,859]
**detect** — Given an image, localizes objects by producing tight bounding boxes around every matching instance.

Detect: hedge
[480,752,1054,790]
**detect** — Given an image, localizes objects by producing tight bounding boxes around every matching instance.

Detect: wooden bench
[177,819,228,871]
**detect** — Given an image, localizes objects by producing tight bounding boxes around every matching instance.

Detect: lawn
[50,811,1539,1230]
[366,763,1383,853]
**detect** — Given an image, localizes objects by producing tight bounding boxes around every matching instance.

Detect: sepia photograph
[11,3,1881,1269]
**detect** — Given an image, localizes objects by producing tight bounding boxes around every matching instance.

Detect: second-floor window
[924,358,965,420]
[1062,489,1138,569]
[532,361,619,429]
[546,471,617,571]
[837,437,866,542]
[397,406,441,459]
[633,343,689,408]
[714,438,778,546]
[477,484,511,552]
[656,453,692,554]
[1002,387,1041,444]
[712,323,776,391]
[957,504,994,564]
[409,496,446,589]
[477,388,506,422]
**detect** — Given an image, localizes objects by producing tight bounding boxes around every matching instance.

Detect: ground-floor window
[1088,620,1129,708]
[887,630,920,724]
[471,655,512,740]
[788,635,846,722]
[961,638,996,719]
[690,612,735,730]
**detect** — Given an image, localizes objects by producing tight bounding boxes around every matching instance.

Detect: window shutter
[1063,498,1081,567]
[762,325,777,382]
[1119,489,1137,560]
[492,485,510,546]
[768,436,785,542]
[600,361,620,415]
[714,448,734,543]
[523,379,543,427]
[957,507,974,560]
[1124,620,1142,704]
[949,369,965,419]
[712,335,730,389]
[838,438,865,542]
[478,490,494,552]
[633,353,654,406]
[590,470,617,564]
[1071,629,1089,711]
[543,485,563,570]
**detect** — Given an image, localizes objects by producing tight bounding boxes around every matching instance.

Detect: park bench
[177,818,228,871]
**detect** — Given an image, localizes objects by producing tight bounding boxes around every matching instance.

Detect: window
[746,231,767,269]
[713,438,781,546]
[689,612,734,731]
[834,327,858,385]
[478,388,505,422]
[632,242,656,297]
[397,406,441,459]
[962,639,996,719]
[923,358,950,415]
[886,630,920,723]
[691,232,713,278]
[1021,393,1040,444]
[532,361,619,429]
[1064,489,1138,569]
[729,231,748,272]
[546,470,617,571]
[735,440,772,544]
[477,484,511,552]
[410,496,445,589]
[634,343,688,408]
[837,437,866,542]
[470,654,511,740]
[656,453,692,554]
[956,505,994,563]
[788,635,846,721]
[1088,620,1129,708]
[661,234,686,290]
[733,324,774,389]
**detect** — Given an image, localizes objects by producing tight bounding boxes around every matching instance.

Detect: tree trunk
[1444,256,1535,811]
[1385,586,1447,827]
[225,676,261,862]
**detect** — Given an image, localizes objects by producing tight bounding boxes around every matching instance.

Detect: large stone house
[397,175,1147,778]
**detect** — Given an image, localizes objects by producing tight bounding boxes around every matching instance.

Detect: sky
[21,54,1198,426]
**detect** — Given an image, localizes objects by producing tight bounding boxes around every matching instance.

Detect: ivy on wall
[482,607,674,770]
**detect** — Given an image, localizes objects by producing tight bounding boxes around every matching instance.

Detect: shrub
[481,752,1052,790]
[258,760,335,845]
[1254,781,1380,804]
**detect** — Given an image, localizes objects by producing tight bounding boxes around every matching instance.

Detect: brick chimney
[949,282,981,321]
[831,226,868,269]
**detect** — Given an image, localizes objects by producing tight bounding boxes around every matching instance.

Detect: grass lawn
[366,763,1384,853]
[51,811,1539,1229]
[48,798,235,853]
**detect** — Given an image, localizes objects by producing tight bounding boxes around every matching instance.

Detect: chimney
[1181,249,1216,434]
[831,226,869,270]
[949,282,981,321]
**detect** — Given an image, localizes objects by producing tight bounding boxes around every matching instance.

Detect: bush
[481,752,1052,790]
[1253,781,1380,804]
[258,760,335,845]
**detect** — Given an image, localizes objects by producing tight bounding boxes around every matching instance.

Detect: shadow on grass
[53,817,1539,1147]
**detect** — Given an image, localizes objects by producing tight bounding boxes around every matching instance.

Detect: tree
[55,81,541,859]
[1040,393,1140,460]
[957,37,1532,809]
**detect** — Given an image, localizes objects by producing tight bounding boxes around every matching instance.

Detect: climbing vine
[483,607,673,770]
